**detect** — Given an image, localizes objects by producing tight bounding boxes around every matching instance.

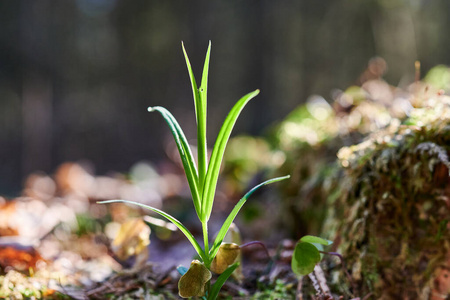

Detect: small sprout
[178,260,212,298]
[292,242,321,276]
[291,235,333,276]
[211,243,240,274]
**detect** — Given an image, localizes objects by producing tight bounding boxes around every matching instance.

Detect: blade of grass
[209,175,290,259]
[201,90,260,222]
[207,262,240,300]
[197,41,211,192]
[147,106,202,218]
[99,200,208,263]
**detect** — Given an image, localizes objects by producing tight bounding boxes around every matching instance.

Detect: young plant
[100,42,289,299]
[291,235,333,277]
[292,236,362,298]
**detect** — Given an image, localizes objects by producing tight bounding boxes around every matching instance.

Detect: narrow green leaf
[209,175,290,259]
[300,235,333,246]
[197,41,211,192]
[182,42,208,194]
[99,200,207,263]
[181,42,201,123]
[201,89,260,222]
[291,242,320,276]
[208,262,239,300]
[200,41,211,102]
[148,106,202,218]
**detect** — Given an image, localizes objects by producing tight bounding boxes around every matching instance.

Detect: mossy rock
[326,98,450,298]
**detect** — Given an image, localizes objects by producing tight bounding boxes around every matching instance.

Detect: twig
[155,265,176,287]
[296,275,304,300]
[314,265,331,295]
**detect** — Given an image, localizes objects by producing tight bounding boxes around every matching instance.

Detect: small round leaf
[291,242,321,276]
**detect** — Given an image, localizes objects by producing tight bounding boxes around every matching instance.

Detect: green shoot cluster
[100,42,289,299]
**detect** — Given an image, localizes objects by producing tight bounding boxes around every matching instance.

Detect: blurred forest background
[1,0,450,196]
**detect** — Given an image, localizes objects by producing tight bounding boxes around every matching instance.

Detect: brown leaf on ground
[0,199,19,237]
[0,243,44,273]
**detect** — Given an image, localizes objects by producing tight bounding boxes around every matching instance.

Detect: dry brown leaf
[0,244,44,273]
[211,243,240,274]
[178,260,211,298]
[111,218,150,262]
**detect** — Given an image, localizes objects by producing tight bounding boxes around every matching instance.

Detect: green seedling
[292,236,362,297]
[100,42,289,299]
[291,235,332,276]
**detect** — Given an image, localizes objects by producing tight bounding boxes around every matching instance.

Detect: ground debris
[86,263,177,299]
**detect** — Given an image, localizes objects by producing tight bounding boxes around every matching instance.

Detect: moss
[328,99,450,298]
[267,65,450,298]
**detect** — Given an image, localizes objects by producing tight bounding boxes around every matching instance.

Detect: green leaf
[209,175,290,259]
[312,243,325,259]
[200,41,211,103]
[299,236,332,259]
[208,262,240,300]
[201,89,261,222]
[300,235,333,246]
[197,41,211,192]
[147,106,202,218]
[182,42,201,124]
[98,200,207,263]
[291,242,321,276]
[182,42,208,193]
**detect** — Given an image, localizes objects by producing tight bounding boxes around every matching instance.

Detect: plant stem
[206,280,211,300]
[202,221,210,267]
[240,241,271,261]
